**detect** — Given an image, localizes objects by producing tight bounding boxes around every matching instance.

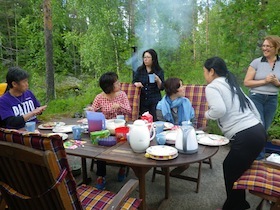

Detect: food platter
[197,134,229,146]
[52,125,75,133]
[146,145,178,157]
[77,118,88,124]
[38,122,65,130]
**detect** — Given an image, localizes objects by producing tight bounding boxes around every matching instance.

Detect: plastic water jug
[86,111,105,132]
[175,121,198,154]
[128,120,155,153]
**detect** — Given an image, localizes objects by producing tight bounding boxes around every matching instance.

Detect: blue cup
[72,125,83,140]
[156,133,166,145]
[148,74,155,83]
[116,115,125,120]
[154,121,164,134]
[25,121,36,132]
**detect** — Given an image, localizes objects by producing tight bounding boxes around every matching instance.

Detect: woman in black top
[133,49,164,121]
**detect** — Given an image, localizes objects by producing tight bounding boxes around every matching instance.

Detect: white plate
[164,122,174,130]
[146,145,178,157]
[77,118,88,124]
[197,134,229,146]
[52,125,75,133]
[49,133,68,140]
[160,130,178,144]
[146,153,178,160]
[195,130,205,135]
[38,122,66,130]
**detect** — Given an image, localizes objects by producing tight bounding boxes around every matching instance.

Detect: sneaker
[96,176,106,190]
[117,167,126,182]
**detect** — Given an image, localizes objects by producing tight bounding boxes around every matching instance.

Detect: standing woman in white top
[203,57,266,210]
[244,35,280,160]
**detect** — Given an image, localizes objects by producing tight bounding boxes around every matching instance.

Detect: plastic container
[98,136,117,146]
[115,126,129,142]
[106,119,126,135]
[90,130,110,145]
[86,111,105,132]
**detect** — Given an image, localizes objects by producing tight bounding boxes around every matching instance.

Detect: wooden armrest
[263,160,280,170]
[0,198,7,210]
[271,139,280,146]
[105,179,139,210]
[249,190,279,203]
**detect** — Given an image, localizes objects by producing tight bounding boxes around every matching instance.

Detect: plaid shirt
[133,68,164,105]
[92,91,131,119]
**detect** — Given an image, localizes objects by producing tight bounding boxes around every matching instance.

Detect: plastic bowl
[115,126,129,142]
[106,119,126,135]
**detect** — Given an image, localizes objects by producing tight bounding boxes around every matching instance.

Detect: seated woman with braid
[156,77,195,125]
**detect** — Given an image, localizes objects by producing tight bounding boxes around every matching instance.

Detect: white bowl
[106,119,126,135]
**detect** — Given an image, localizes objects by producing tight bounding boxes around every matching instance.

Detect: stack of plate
[145,145,178,160]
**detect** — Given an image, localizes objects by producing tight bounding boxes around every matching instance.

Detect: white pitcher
[175,121,198,154]
[128,120,155,153]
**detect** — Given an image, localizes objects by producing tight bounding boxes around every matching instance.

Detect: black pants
[96,160,106,177]
[96,161,125,177]
[222,123,266,210]
[139,101,158,121]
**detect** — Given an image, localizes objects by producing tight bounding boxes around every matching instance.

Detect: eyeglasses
[262,45,274,49]
[143,56,152,59]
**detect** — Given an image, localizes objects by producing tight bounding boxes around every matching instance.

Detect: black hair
[6,67,29,89]
[137,49,163,73]
[204,57,252,112]
[164,77,182,96]
[99,72,118,94]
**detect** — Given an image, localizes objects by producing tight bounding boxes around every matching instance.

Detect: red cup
[115,126,129,142]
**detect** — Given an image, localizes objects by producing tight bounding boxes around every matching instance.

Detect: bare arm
[23,105,47,122]
[244,66,276,88]
[155,74,162,89]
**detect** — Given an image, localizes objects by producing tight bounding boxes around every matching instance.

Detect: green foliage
[1,0,279,137]
[40,77,101,119]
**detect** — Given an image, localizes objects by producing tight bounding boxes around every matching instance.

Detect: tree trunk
[108,26,120,74]
[192,0,198,63]
[205,0,209,56]
[128,0,135,42]
[43,0,55,102]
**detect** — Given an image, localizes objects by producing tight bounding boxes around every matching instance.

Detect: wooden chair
[184,84,208,130]
[233,159,280,210]
[0,83,7,96]
[0,128,141,210]
[152,84,210,193]
[120,82,141,122]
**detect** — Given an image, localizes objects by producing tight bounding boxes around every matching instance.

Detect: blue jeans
[249,92,278,160]
[249,92,278,131]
